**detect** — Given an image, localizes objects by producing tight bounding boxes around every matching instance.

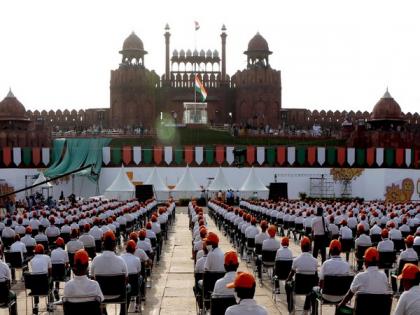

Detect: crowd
[201,198,420,315]
[0,196,175,315]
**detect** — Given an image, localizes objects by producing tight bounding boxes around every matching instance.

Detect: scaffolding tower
[309,176,335,198]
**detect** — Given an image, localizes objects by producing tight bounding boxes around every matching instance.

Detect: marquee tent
[239,167,269,198]
[104,165,135,200]
[144,167,170,200]
[207,167,232,191]
[172,166,201,199]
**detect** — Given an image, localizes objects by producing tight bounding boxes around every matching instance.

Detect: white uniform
[79,234,95,248]
[350,266,390,294]
[91,251,128,276]
[262,238,280,251]
[0,261,11,282]
[212,271,236,297]
[355,235,372,247]
[29,254,52,274]
[204,247,225,272]
[377,239,394,252]
[292,252,318,274]
[134,248,149,262]
[393,285,420,315]
[195,256,207,273]
[318,256,351,302]
[275,246,293,261]
[225,299,268,315]
[67,239,84,253]
[51,247,70,264]
[63,275,104,302]
[10,241,27,260]
[255,232,268,245]
[399,248,418,262]
[121,253,141,274]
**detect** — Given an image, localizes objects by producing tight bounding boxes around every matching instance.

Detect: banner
[296,147,306,166]
[376,148,384,166]
[326,147,336,166]
[102,147,111,165]
[32,147,41,167]
[22,148,32,166]
[164,146,173,165]
[42,147,50,166]
[195,146,203,165]
[174,147,183,165]
[307,147,316,166]
[205,146,214,165]
[122,146,132,165]
[347,148,355,166]
[356,148,365,167]
[185,146,194,165]
[154,146,163,165]
[287,147,296,165]
[405,148,412,167]
[246,146,255,165]
[266,147,275,166]
[317,147,326,166]
[143,146,152,164]
[226,146,234,165]
[215,146,225,165]
[257,147,265,165]
[133,146,141,165]
[111,147,122,165]
[395,148,404,167]
[277,146,286,165]
[337,147,346,166]
[385,148,394,167]
[13,147,21,166]
[3,147,12,166]
[366,148,375,167]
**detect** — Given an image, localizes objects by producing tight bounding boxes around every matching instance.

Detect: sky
[0,0,419,114]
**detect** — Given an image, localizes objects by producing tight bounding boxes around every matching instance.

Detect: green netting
[45,138,110,182]
[327,147,337,166]
[174,147,183,165]
[22,148,32,166]
[266,147,275,166]
[47,139,66,170]
[143,146,152,164]
[297,147,306,166]
[205,146,214,165]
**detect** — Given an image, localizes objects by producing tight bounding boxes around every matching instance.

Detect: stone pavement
[0,207,398,314]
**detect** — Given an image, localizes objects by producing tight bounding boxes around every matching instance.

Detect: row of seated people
[188,202,268,315]
[0,199,175,315]
[207,199,420,315]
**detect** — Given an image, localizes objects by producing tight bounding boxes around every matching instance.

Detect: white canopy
[33,172,53,188]
[208,167,232,191]
[104,165,135,200]
[239,167,269,192]
[173,166,201,192]
[145,167,169,191]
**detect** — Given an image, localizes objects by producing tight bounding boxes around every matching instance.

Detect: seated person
[338,247,390,309]
[203,232,224,273]
[34,225,48,243]
[212,251,239,297]
[339,220,353,261]
[67,229,84,254]
[78,224,96,250]
[303,240,350,314]
[225,272,267,315]
[399,235,418,263]
[257,226,280,278]
[29,244,53,313]
[9,234,27,281]
[377,229,394,252]
[0,248,17,315]
[394,264,420,315]
[121,240,142,312]
[50,237,69,300]
[21,226,36,249]
[354,224,372,271]
[63,249,104,303]
[285,237,318,313]
[273,237,293,291]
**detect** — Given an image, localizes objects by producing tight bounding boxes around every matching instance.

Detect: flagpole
[194,22,197,104]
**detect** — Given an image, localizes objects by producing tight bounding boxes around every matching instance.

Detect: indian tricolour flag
[194,75,207,102]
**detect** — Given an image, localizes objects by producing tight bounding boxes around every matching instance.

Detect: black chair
[85,246,96,259]
[60,233,71,244]
[378,251,396,270]
[414,245,420,258]
[354,293,392,315]
[261,250,277,280]
[294,273,318,295]
[127,272,142,310]
[62,296,102,315]
[5,251,26,269]
[26,245,35,259]
[317,275,354,315]
[254,243,262,256]
[272,260,293,300]
[210,296,236,315]
[1,237,14,249]
[23,272,52,314]
[370,234,381,246]
[95,274,128,314]
[52,264,69,282]
[392,239,405,252]
[354,245,370,271]
[68,252,75,268]
[0,281,17,315]
[202,272,225,312]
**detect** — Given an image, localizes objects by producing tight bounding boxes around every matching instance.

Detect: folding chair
[354,293,392,315]
[23,272,53,314]
[392,239,405,252]
[62,296,102,315]
[1,237,14,250]
[245,238,256,262]
[0,281,17,315]
[317,275,354,315]
[202,272,225,313]
[287,273,318,313]
[378,251,396,275]
[127,272,142,313]
[95,274,128,315]
[5,251,28,282]
[210,296,236,315]
[260,250,276,283]
[95,239,102,253]
[272,260,292,300]
[193,272,204,313]
[354,245,370,271]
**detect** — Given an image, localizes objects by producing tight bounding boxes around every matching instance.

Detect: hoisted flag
[194,75,207,102]
[194,21,200,31]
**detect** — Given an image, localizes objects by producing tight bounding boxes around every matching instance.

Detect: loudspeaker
[269,182,288,200]
[135,185,154,202]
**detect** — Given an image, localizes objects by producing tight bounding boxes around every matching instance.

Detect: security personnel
[63,249,104,302]
[394,263,420,315]
[212,251,239,297]
[338,247,390,309]
[225,272,268,315]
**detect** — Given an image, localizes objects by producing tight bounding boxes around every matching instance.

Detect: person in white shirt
[1,219,16,248]
[285,236,318,313]
[0,249,17,315]
[21,226,36,248]
[312,207,328,262]
[338,247,390,310]
[50,237,70,300]
[79,224,96,250]
[394,263,420,315]
[225,272,268,315]
[303,239,351,314]
[212,251,239,297]
[355,224,372,271]
[121,240,142,312]
[339,220,354,261]
[63,249,104,303]
[195,242,208,274]
[399,235,418,263]
[254,220,269,245]
[377,228,395,252]
[203,232,225,272]
[67,229,84,254]
[10,234,27,260]
[91,230,128,315]
[273,237,293,292]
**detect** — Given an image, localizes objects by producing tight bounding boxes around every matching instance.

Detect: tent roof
[145,167,169,191]
[239,167,268,192]
[105,165,135,193]
[208,167,232,191]
[173,166,201,191]
[33,172,52,188]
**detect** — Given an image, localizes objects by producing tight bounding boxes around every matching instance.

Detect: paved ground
[1,207,398,314]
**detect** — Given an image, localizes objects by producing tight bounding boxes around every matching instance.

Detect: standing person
[393,264,420,315]
[225,272,268,315]
[312,207,328,262]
